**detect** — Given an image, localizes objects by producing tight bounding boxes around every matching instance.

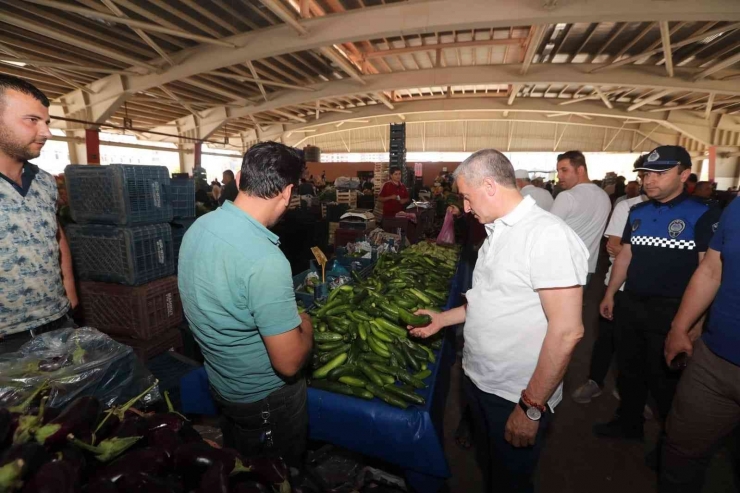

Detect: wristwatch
[518,399,542,421]
[519,390,547,421]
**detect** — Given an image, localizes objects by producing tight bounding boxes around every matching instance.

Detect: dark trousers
[211,378,308,468]
[588,292,622,387]
[463,376,552,493]
[660,340,740,493]
[615,292,682,426]
[0,313,77,355]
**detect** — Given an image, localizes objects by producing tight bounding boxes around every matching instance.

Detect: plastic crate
[171,218,196,268]
[79,276,183,340]
[170,177,195,219]
[65,164,173,225]
[113,327,183,362]
[67,223,175,285]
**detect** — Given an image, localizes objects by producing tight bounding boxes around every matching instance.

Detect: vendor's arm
[57,221,78,309]
[408,305,466,338]
[251,255,313,377]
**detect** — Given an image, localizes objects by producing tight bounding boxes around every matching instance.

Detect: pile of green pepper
[308,243,459,409]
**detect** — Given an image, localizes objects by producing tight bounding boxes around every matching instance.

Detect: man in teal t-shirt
[178,142,313,467]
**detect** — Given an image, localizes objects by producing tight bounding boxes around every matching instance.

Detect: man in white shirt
[410,149,588,493]
[515,169,554,211]
[550,151,612,283]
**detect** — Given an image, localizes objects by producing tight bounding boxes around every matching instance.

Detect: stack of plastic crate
[65,164,183,361]
[169,176,196,270]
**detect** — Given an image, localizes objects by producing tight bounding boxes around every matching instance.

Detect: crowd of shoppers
[2,71,738,493]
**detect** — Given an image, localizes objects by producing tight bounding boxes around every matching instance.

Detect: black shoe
[592,418,644,441]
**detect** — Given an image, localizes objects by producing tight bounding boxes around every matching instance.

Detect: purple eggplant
[145,413,185,435]
[21,459,78,493]
[54,446,88,484]
[34,396,100,448]
[147,428,180,458]
[176,423,202,444]
[0,443,50,480]
[231,481,270,493]
[0,408,11,448]
[82,480,120,493]
[198,462,228,493]
[92,447,170,484]
[242,457,288,486]
[173,442,250,488]
[116,472,173,493]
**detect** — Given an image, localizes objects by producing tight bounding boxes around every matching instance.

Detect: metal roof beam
[21,0,236,47]
[594,22,740,72]
[62,0,740,114]
[0,10,157,71]
[659,22,674,77]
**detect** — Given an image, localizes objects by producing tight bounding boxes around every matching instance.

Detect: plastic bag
[0,327,161,409]
[436,210,456,245]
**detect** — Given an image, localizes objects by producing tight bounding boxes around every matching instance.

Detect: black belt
[0,313,73,343]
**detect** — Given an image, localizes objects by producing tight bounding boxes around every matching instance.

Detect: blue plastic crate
[170,178,196,219]
[335,247,373,269]
[67,223,175,286]
[65,164,173,225]
[170,218,196,268]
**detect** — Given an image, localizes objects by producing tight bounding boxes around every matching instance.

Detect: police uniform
[612,148,722,429]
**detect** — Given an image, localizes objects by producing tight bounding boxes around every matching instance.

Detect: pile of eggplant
[307,243,458,409]
[0,382,290,493]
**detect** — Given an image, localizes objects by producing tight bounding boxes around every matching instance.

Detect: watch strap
[521,390,547,413]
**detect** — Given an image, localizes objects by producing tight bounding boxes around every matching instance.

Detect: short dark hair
[557,150,587,171]
[389,166,401,175]
[223,169,235,180]
[238,141,305,199]
[687,173,698,183]
[0,74,50,110]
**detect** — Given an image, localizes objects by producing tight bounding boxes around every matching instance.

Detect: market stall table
[180,260,466,492]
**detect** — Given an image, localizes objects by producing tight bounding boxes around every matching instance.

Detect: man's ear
[483,177,497,197]
[678,167,691,183]
[235,170,242,188]
[282,184,294,203]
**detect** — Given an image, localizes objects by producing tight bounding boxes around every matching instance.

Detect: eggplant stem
[67,433,100,453]
[93,379,159,440]
[8,380,50,414]
[163,390,189,422]
[230,458,253,476]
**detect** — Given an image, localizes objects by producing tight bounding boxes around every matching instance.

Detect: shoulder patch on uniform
[668,219,686,239]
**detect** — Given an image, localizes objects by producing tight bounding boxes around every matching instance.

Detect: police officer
[594,146,721,448]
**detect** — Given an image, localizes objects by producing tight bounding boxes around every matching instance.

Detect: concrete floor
[442,257,740,493]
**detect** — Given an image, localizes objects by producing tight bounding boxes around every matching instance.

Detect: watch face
[526,407,542,421]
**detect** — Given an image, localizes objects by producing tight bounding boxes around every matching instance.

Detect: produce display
[308,242,459,409]
[0,382,290,493]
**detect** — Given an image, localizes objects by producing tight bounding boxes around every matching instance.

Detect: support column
[85,129,101,164]
[714,146,740,191]
[178,142,201,175]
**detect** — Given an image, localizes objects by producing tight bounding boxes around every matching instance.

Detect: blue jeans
[463,375,552,493]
